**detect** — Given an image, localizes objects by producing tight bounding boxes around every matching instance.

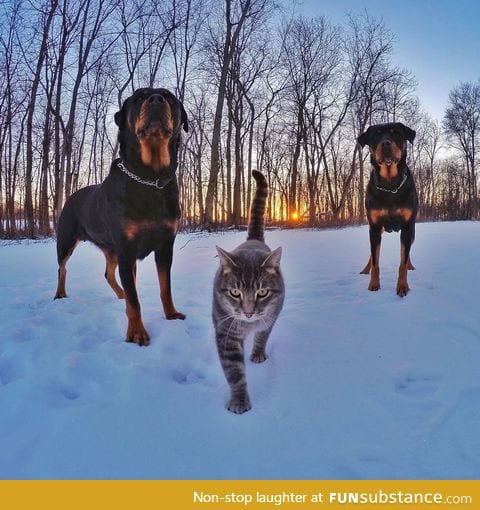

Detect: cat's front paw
[250,351,267,363]
[227,396,252,414]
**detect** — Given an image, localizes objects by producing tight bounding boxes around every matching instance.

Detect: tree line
[0,0,479,238]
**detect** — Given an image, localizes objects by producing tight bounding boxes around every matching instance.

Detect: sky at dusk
[294,0,480,122]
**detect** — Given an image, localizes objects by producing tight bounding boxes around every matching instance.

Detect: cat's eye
[256,288,270,299]
[229,288,242,299]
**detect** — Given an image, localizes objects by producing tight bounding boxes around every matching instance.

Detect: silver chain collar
[116,160,173,190]
[374,171,408,194]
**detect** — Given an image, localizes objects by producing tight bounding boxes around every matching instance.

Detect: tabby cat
[212,171,285,414]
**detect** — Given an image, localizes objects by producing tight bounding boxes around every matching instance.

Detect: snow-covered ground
[0,222,479,479]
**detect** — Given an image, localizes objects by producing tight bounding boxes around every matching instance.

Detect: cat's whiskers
[260,316,270,331]
[261,312,276,329]
[216,313,238,327]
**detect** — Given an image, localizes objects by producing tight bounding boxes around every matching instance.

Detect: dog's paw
[165,311,186,320]
[396,282,410,297]
[126,323,150,346]
[368,281,380,291]
[360,258,371,274]
[227,396,252,414]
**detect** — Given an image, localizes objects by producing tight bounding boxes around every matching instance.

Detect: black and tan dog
[54,88,189,345]
[357,122,417,297]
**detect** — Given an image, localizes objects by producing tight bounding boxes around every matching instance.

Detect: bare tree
[443,80,480,218]
[280,15,362,223]
[411,113,442,218]
[23,0,59,237]
[228,14,270,225]
[0,0,26,236]
[50,0,87,224]
[347,13,398,219]
[184,84,211,223]
[203,0,273,227]
[0,1,475,237]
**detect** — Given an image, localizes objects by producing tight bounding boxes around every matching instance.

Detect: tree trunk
[289,107,303,220]
[358,147,365,220]
[225,105,233,224]
[203,0,252,227]
[24,0,59,237]
[232,117,242,226]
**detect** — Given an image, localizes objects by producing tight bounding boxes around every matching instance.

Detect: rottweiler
[357,122,417,297]
[54,87,189,345]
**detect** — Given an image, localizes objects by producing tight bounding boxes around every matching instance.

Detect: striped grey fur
[247,170,268,242]
[212,171,284,414]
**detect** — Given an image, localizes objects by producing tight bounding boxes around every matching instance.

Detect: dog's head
[357,122,415,181]
[115,88,188,172]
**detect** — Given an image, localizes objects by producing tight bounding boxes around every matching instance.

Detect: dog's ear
[114,97,130,128]
[357,128,371,148]
[114,110,123,127]
[402,124,416,143]
[179,101,189,132]
[395,122,416,143]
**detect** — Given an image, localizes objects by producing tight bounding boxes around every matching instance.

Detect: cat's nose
[244,311,254,318]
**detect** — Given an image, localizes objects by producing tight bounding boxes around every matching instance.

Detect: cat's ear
[262,247,282,272]
[216,246,237,273]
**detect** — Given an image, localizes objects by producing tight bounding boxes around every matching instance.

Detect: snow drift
[0,222,479,479]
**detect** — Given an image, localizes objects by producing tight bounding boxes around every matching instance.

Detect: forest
[0,0,479,238]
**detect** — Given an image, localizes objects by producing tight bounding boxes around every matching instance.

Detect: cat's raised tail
[247,170,268,242]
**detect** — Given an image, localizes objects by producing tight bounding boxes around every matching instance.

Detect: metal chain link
[116,160,173,190]
[374,171,408,194]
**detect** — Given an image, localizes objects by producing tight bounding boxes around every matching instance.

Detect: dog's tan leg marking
[396,244,410,297]
[54,240,79,299]
[125,300,150,346]
[102,249,125,299]
[157,267,185,320]
[368,243,381,291]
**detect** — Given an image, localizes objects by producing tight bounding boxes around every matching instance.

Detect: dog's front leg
[397,222,415,297]
[118,256,150,346]
[368,225,382,291]
[155,238,185,320]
